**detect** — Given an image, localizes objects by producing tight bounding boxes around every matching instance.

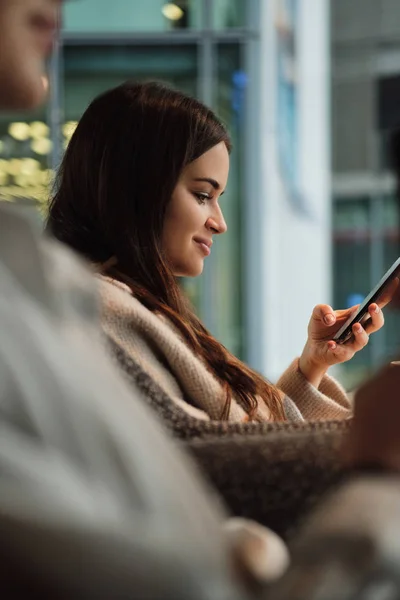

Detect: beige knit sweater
[97,276,352,422]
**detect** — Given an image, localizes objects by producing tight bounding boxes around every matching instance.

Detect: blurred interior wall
[247,0,331,380]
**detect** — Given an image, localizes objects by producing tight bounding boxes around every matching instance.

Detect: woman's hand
[299,278,399,388]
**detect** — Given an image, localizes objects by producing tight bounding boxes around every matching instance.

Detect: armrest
[183,424,350,539]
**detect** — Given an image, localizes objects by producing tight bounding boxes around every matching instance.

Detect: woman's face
[162,141,230,277]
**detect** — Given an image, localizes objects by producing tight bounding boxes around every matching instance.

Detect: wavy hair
[47,81,284,421]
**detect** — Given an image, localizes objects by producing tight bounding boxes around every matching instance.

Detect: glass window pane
[63,0,202,33]
[63,44,197,122]
[0,105,51,227]
[183,45,244,357]
[382,196,400,361]
[212,0,246,29]
[212,44,244,357]
[333,198,372,387]
[333,194,400,387]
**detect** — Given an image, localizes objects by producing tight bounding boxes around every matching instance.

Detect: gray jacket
[0,204,247,599]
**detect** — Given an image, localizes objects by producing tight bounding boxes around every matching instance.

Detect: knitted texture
[277,360,351,420]
[98,275,352,423]
[106,337,351,538]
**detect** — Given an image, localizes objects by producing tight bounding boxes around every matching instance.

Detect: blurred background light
[30,121,50,140]
[162,3,184,21]
[8,122,30,141]
[31,138,53,155]
[62,121,78,139]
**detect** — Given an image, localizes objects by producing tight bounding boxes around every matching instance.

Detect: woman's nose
[206,207,227,235]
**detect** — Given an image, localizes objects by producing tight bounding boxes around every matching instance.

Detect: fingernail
[329,342,337,351]
[374,305,379,313]
[324,314,335,325]
[354,324,362,333]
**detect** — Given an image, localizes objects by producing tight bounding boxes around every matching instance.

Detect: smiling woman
[46,80,389,429]
[162,142,229,277]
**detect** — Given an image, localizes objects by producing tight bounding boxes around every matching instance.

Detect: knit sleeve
[277,358,352,421]
[104,335,354,535]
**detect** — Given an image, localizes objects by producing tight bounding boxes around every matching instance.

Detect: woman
[47,81,387,425]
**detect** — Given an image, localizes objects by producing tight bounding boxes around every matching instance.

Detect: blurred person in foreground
[0,2,279,598]
[2,3,400,600]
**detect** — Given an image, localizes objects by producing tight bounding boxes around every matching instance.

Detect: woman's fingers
[309,297,387,367]
[349,303,385,338]
[328,303,382,360]
[364,303,385,334]
[326,305,360,330]
[376,277,399,308]
[311,304,336,326]
[350,322,369,351]
[328,322,369,359]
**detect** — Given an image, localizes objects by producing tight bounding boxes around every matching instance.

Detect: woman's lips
[194,239,211,256]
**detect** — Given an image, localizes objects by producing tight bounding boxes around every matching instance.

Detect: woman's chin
[174,261,204,278]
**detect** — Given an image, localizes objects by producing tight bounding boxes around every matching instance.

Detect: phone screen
[333,256,400,344]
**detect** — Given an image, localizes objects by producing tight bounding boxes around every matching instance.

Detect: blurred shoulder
[0,204,98,324]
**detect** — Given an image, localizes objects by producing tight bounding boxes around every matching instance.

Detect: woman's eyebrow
[193,177,225,195]
[193,177,220,190]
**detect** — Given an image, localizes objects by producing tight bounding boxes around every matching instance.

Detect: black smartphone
[333,256,400,345]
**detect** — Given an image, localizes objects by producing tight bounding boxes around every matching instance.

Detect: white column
[254,0,331,380]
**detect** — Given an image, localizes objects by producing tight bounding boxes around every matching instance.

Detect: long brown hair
[47,81,284,421]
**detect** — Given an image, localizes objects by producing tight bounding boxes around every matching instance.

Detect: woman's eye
[194,192,210,204]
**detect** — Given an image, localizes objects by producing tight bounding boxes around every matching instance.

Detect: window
[0,1,257,358]
[333,194,400,388]
[64,0,203,32]
[0,104,51,228]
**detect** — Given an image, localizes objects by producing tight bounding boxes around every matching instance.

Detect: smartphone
[333,256,400,344]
